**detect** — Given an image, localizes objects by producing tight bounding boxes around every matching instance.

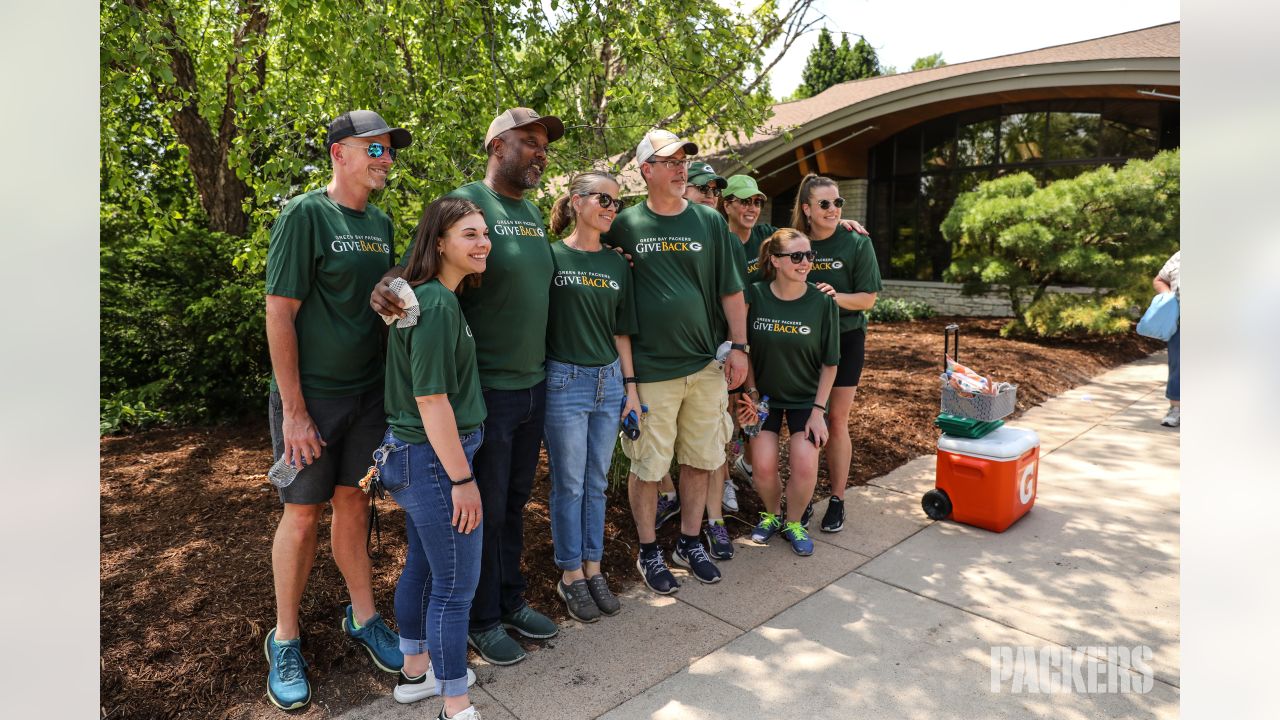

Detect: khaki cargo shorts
[622,361,730,483]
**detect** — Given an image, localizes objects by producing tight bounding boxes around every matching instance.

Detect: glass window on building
[1102,102,1160,158]
[957,116,998,167]
[1000,107,1047,164]
[1046,100,1101,159]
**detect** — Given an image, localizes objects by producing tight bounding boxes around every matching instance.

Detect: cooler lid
[938,425,1039,460]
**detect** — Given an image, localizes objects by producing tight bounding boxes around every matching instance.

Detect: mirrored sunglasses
[338,141,397,160]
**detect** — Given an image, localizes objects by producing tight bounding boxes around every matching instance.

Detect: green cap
[687,162,727,189]
[723,174,765,200]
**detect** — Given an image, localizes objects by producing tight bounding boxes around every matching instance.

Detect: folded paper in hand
[379,278,420,328]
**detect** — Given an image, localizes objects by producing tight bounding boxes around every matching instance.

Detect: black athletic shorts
[834,328,866,387]
[761,406,814,436]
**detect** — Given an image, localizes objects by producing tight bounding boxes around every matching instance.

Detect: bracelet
[450,475,476,486]
[745,386,759,397]
[813,402,828,413]
[623,376,639,385]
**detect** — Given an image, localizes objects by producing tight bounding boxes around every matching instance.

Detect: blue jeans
[543,359,625,571]
[1166,325,1180,402]
[379,426,484,699]
[470,381,547,632]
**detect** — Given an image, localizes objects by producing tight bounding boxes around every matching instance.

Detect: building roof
[739,22,1179,152]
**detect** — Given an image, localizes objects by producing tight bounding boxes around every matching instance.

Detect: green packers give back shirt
[546,242,638,367]
[403,181,554,390]
[265,188,393,397]
[604,201,742,382]
[746,281,840,409]
[385,280,486,441]
[807,227,883,333]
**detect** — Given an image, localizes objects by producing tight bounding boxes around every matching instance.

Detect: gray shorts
[268,389,386,505]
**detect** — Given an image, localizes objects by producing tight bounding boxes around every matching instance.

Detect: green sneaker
[501,603,559,639]
[467,625,527,666]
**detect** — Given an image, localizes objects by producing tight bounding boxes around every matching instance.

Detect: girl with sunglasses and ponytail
[735,228,840,557]
[789,173,882,533]
[542,171,641,623]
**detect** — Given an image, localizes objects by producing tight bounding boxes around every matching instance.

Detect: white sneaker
[1161,405,1180,428]
[440,706,482,720]
[394,665,477,704]
[722,477,739,512]
[731,454,753,483]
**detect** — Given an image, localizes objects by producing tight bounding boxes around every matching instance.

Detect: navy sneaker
[673,537,722,584]
[343,605,403,673]
[265,627,311,710]
[781,521,815,556]
[704,520,734,560]
[637,548,680,594]
[655,494,680,530]
[750,512,783,545]
[799,501,814,529]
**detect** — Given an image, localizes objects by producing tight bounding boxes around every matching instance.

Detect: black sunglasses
[772,250,816,263]
[690,184,722,197]
[814,197,845,210]
[337,141,397,160]
[731,197,765,208]
[577,192,625,210]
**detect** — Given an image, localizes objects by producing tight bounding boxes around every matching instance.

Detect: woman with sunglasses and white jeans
[789,173,882,534]
[736,228,840,556]
[379,197,489,720]
[543,171,642,623]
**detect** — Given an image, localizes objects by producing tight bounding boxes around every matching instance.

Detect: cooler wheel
[922,489,952,520]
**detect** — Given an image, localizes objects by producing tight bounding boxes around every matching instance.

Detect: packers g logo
[799,326,812,335]
[609,280,620,290]
[465,325,473,338]
[689,242,703,251]
[831,260,844,269]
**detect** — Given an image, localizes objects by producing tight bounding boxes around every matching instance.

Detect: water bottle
[743,394,770,438]
[268,456,300,488]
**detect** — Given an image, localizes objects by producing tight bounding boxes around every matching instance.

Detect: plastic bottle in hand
[268,457,300,488]
[743,394,771,438]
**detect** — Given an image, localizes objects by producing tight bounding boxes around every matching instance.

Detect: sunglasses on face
[812,197,845,210]
[690,184,722,197]
[731,197,765,208]
[577,192,625,210]
[647,158,691,171]
[337,141,397,160]
[772,250,816,263]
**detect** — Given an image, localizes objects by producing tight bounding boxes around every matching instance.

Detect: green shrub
[869,298,936,323]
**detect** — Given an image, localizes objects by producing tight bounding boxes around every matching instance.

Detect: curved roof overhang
[717,57,1179,188]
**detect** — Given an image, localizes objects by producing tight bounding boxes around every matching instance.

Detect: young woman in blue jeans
[379,197,490,720]
[543,171,642,622]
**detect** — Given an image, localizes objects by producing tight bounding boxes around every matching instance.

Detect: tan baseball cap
[484,107,565,150]
[636,129,698,164]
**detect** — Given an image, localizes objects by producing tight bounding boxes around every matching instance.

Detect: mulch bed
[100,317,1161,719]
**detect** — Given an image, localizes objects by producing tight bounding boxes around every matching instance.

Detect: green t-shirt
[742,222,777,282]
[403,181,554,390]
[746,281,841,409]
[385,280,487,442]
[546,241,639,366]
[603,201,743,382]
[265,188,394,397]
[807,227,884,332]
[712,214,748,340]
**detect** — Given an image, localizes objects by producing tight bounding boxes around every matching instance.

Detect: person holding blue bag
[543,171,643,622]
[1151,251,1180,427]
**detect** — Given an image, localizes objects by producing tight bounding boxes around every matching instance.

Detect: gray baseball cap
[325,110,412,150]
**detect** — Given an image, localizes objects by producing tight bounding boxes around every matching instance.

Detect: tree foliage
[794,29,881,99]
[100,0,821,429]
[941,150,1180,337]
[911,52,946,71]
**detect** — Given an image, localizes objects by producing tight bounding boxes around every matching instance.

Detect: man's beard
[500,156,544,190]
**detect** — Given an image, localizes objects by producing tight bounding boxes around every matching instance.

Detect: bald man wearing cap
[264,110,412,710]
[370,107,566,667]
[602,129,749,594]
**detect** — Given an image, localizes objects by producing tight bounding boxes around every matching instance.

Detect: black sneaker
[673,538,722,584]
[799,501,814,529]
[655,494,680,530]
[557,579,601,623]
[637,549,680,595]
[821,496,845,533]
[703,520,734,560]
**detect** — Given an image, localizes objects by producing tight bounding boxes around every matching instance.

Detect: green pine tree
[796,28,839,99]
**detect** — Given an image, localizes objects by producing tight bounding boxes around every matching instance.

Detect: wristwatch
[729,342,750,354]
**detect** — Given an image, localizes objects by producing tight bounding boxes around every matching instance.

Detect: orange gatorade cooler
[922,426,1040,532]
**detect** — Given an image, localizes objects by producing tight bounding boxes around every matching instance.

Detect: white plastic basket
[940,383,1017,422]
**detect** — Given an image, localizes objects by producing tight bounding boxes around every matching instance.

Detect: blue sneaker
[264,627,310,710]
[655,494,680,530]
[750,512,783,545]
[343,605,404,673]
[781,521,815,556]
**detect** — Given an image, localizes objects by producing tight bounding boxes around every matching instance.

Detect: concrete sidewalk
[340,354,1179,720]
